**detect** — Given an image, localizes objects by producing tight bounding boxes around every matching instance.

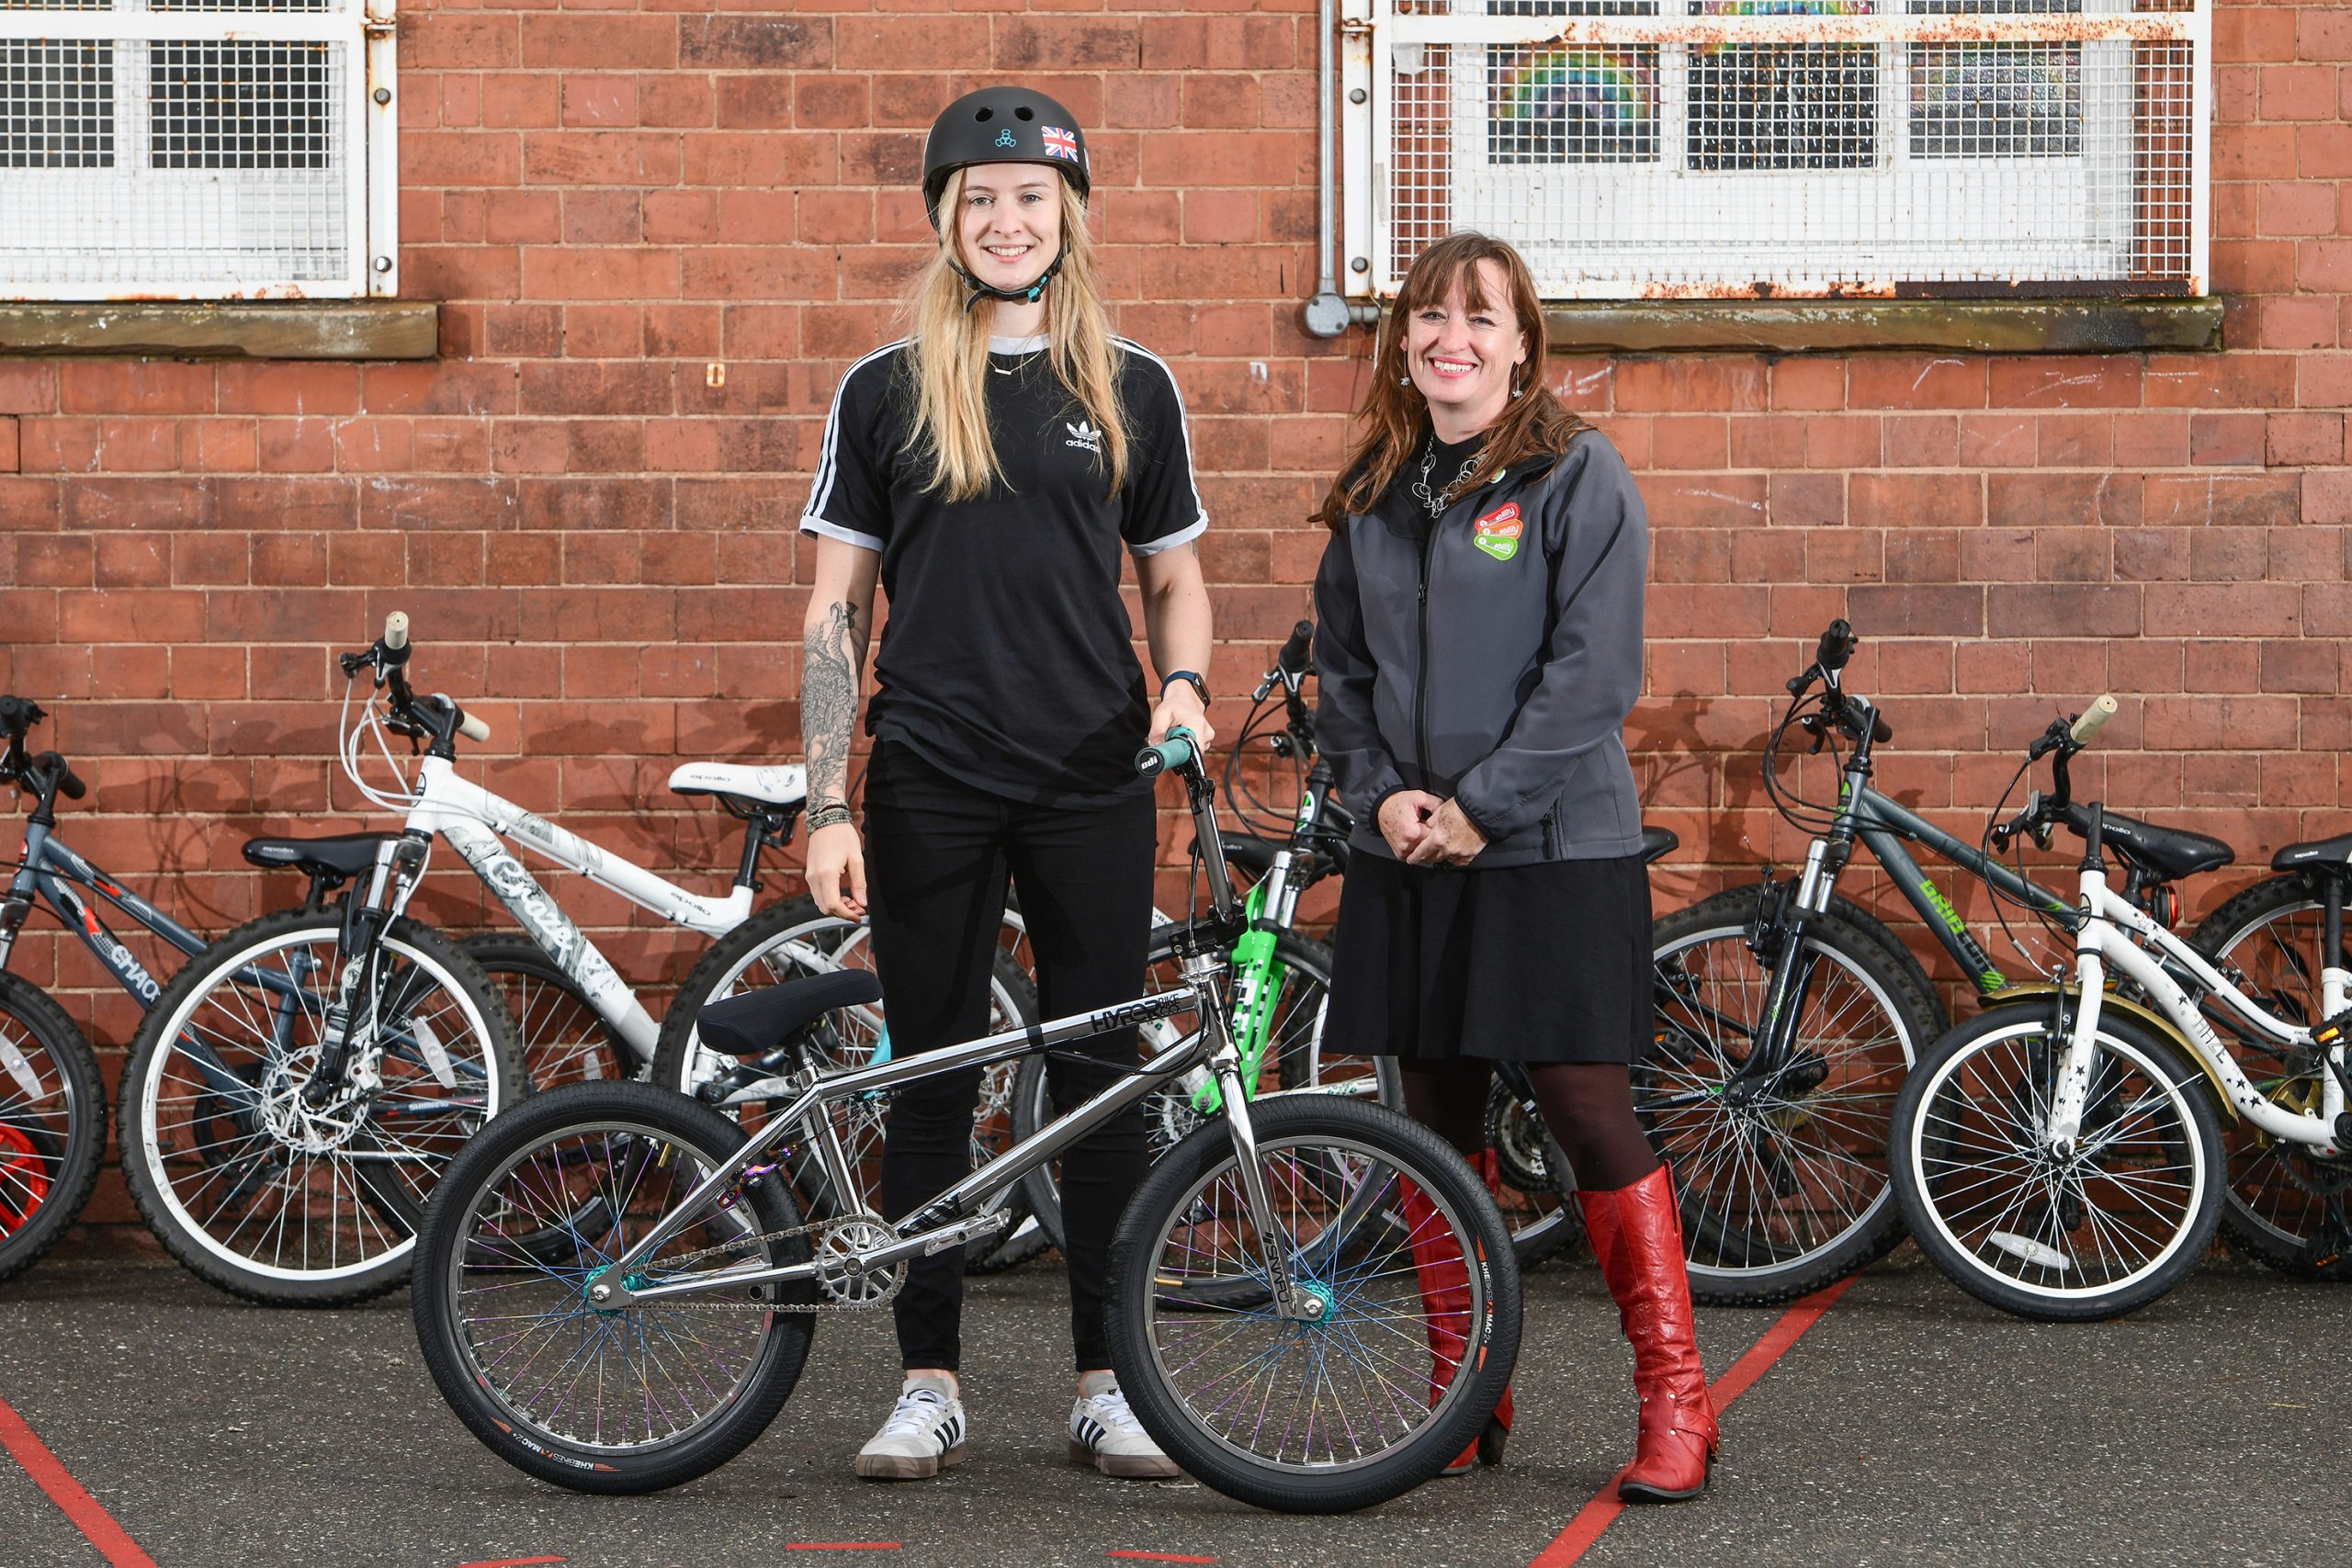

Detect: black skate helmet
[922,85,1091,232]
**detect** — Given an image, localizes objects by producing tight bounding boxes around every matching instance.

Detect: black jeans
[863,741,1155,1372]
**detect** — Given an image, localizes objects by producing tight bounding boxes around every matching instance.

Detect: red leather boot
[1577,1163,1717,1503]
[1398,1154,1512,1476]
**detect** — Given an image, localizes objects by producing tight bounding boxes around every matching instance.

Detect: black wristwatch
[1160,670,1209,706]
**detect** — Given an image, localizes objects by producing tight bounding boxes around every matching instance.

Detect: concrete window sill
[0,301,438,360]
[1538,298,2223,355]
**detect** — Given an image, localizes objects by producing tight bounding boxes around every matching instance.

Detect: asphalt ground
[1,1247,2346,1568]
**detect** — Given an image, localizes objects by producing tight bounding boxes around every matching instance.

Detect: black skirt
[1323,852,1652,1065]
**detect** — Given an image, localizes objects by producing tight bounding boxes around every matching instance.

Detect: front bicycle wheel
[2189,874,2352,1280]
[119,908,525,1303]
[1892,1004,2223,1322]
[1105,1096,1520,1514]
[0,974,107,1284]
[412,1081,817,1494]
[1013,929,1357,1255]
[1643,892,1937,1305]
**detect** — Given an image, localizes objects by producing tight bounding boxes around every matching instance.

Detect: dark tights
[1397,1061,1658,1193]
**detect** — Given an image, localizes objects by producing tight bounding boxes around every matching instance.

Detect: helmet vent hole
[1014,107,1035,121]
[975,107,993,122]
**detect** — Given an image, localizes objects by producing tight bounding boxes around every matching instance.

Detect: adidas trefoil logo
[1065,419,1102,455]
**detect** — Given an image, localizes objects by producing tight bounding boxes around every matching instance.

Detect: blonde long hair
[905,168,1128,501]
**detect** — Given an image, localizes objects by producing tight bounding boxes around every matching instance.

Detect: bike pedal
[2311,1008,2352,1050]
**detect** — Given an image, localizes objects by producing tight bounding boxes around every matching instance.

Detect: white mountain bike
[1892,697,2352,1319]
[117,614,809,1303]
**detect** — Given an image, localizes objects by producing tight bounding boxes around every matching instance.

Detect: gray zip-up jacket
[1313,426,1647,870]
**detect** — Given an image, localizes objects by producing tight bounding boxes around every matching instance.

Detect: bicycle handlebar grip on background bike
[1278,619,1314,677]
[2070,694,2120,746]
[1136,726,1199,779]
[1816,618,1857,673]
[456,708,492,743]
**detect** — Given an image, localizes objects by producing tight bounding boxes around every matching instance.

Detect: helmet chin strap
[952,249,1067,314]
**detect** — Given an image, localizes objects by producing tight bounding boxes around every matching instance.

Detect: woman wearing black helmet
[797,85,1215,1483]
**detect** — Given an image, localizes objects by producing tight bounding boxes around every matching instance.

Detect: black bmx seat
[697,969,883,1058]
[2272,831,2352,875]
[2095,811,2233,881]
[1640,824,1679,864]
[242,831,394,880]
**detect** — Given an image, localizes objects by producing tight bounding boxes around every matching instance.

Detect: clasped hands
[1377,789,1489,868]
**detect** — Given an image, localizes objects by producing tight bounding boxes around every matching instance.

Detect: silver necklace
[1408,436,1481,517]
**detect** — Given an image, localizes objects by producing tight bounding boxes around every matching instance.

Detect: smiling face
[1403,259,1529,439]
[954,162,1065,295]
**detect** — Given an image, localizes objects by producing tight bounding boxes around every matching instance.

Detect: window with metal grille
[0,0,396,300]
[1346,0,2209,299]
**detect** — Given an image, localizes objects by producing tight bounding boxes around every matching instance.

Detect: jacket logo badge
[1473,501,1522,561]
[1065,419,1102,455]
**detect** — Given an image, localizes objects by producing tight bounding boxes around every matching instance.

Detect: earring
[1397,373,1410,387]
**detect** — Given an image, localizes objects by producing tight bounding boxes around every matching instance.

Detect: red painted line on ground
[1529,1275,1860,1568]
[1107,1553,1221,1564]
[457,1558,567,1568]
[0,1392,160,1568]
[785,1545,902,1552]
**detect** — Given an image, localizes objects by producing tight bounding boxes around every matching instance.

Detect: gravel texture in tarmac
[0,1249,2345,1568]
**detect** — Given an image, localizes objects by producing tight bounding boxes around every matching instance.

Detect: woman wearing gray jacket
[1312,231,1715,1502]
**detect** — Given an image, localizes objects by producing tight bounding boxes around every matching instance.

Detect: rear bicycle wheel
[2188,874,2352,1280]
[1892,1004,2223,1322]
[1105,1096,1520,1514]
[411,1080,817,1494]
[462,935,640,1089]
[1642,893,1936,1305]
[0,974,106,1284]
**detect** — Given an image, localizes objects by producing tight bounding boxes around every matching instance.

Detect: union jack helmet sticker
[1040,126,1081,163]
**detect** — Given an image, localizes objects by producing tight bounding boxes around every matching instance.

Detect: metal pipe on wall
[1301,0,1351,338]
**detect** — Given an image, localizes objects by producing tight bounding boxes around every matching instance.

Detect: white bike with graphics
[1891,695,2352,1320]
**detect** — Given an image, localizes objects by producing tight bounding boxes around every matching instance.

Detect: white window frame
[0,0,398,301]
[1341,0,2211,301]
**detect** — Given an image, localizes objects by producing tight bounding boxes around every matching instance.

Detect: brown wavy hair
[1314,231,1589,531]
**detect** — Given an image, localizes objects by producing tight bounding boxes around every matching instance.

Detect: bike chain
[616,1210,909,1314]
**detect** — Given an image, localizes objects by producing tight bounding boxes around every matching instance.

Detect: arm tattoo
[803,599,866,809]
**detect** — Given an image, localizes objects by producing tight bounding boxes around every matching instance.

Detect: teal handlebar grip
[1136,725,1199,779]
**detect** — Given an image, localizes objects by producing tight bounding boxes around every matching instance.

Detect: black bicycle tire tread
[2186,873,2352,1280]
[410,1079,815,1495]
[117,908,525,1306]
[1103,1096,1521,1514]
[0,973,108,1284]
[1891,1005,2226,1322]
[1648,897,1942,1306]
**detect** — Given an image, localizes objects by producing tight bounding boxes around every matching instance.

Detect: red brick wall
[0,3,2345,1236]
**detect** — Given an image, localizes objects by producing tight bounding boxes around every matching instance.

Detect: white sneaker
[854,1375,967,1481]
[1068,1371,1180,1479]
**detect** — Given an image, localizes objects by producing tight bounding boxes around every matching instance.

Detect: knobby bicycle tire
[119,907,526,1304]
[1645,890,1940,1305]
[0,973,107,1284]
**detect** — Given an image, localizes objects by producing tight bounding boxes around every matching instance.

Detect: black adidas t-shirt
[800,335,1208,806]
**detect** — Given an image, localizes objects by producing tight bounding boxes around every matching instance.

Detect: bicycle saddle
[1641,824,1678,863]
[2065,807,2233,881]
[2271,831,2352,875]
[697,969,883,1057]
[668,762,808,812]
[241,831,395,880]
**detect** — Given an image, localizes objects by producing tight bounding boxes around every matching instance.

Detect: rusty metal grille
[1360,0,2210,298]
[0,0,382,299]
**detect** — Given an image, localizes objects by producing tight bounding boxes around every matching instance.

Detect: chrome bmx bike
[411,728,1521,1513]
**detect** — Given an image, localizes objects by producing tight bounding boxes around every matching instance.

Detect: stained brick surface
[3,4,2349,1239]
